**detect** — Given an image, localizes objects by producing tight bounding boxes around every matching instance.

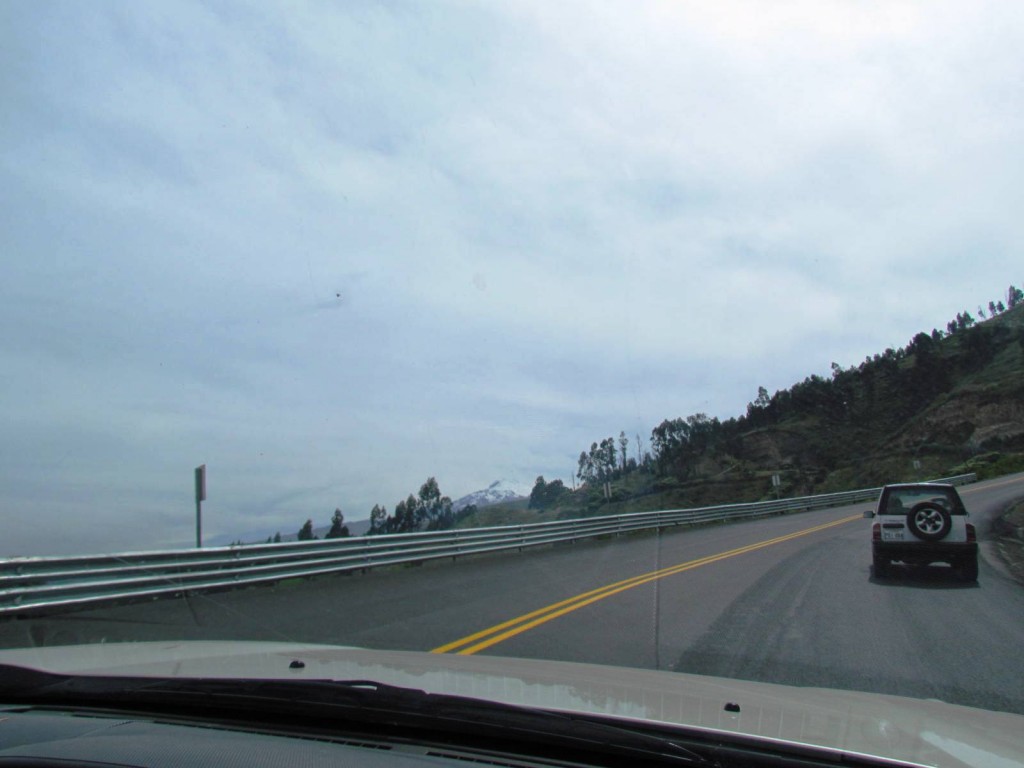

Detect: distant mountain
[453,479,531,511]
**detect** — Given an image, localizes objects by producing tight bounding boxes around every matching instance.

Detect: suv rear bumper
[873,541,977,565]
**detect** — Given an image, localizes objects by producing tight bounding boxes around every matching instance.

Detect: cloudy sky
[2,1,1021,556]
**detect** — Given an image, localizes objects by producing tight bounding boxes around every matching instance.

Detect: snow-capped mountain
[453,479,532,511]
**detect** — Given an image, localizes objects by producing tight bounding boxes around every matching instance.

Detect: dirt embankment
[993,500,1024,584]
[899,386,1024,451]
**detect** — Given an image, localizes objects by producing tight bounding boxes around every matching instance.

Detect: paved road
[3,474,1023,714]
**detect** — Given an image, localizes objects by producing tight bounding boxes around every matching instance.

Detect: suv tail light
[872,523,881,542]
[966,523,977,543]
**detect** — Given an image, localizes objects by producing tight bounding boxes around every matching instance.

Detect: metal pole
[195,464,206,549]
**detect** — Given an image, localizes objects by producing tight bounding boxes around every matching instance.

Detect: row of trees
[261,507,351,544]
[367,477,461,534]
[262,478,466,545]
[954,285,1023,331]
[528,476,571,510]
[576,431,653,485]
[296,508,351,540]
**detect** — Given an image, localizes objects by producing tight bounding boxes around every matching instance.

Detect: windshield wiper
[0,663,714,766]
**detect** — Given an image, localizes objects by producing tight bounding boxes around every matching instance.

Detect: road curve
[3,473,1023,714]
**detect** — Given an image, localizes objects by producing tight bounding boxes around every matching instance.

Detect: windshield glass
[884,487,965,515]
[3,0,1024,751]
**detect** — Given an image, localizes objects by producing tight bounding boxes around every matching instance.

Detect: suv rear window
[881,486,965,516]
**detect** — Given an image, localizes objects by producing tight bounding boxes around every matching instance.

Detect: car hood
[0,641,1020,768]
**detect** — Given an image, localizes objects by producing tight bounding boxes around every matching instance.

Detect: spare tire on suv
[906,501,952,541]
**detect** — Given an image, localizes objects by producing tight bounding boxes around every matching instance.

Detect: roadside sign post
[195,464,206,548]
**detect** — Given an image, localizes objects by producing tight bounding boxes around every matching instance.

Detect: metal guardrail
[0,474,976,617]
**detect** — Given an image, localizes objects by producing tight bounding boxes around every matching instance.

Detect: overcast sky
[2,1,1021,556]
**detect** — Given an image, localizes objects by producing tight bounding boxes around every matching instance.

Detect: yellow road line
[432,513,861,655]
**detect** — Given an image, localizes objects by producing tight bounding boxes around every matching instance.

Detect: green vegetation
[949,452,1024,481]
[366,477,477,534]
[326,508,350,539]
[529,477,571,510]
[297,519,316,541]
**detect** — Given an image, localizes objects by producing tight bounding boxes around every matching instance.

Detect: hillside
[458,299,1024,527]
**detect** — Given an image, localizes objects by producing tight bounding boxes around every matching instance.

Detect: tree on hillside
[326,508,350,538]
[373,478,455,534]
[297,519,316,541]
[529,476,569,510]
[1008,285,1023,309]
[956,311,975,331]
[619,431,629,472]
[746,386,772,426]
[368,504,387,535]
[392,495,417,533]
[418,477,454,530]
[529,476,546,508]
[906,329,949,405]
[755,386,770,408]
[598,438,610,481]
[577,451,593,484]
[273,532,282,543]
[963,324,1002,370]
[417,477,441,522]
[577,439,618,484]
[651,413,722,478]
[908,332,934,356]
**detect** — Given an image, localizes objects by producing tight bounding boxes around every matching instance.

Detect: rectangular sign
[195,464,206,502]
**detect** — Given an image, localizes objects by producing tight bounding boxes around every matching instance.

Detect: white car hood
[0,641,1021,768]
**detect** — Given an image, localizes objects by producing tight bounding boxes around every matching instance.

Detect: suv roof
[881,482,954,489]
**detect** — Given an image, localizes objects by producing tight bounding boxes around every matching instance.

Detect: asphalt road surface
[3,474,1024,715]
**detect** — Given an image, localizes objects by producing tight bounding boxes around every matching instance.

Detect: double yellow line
[433,514,861,656]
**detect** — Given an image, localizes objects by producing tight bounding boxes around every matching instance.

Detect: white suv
[864,483,978,582]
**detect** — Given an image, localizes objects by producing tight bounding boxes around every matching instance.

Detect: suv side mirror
[862,509,875,519]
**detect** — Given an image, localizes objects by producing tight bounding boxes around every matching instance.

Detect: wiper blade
[0,664,712,766]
